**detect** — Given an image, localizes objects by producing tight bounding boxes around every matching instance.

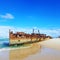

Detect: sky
[0,0,60,38]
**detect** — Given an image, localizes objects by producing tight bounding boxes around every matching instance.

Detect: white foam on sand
[0,44,32,52]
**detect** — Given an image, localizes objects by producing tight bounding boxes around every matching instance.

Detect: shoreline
[0,38,60,60]
[0,44,33,52]
[0,38,60,51]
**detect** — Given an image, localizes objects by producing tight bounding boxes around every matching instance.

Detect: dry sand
[39,38,60,50]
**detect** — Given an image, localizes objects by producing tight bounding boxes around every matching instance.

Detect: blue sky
[0,0,60,38]
[0,0,60,28]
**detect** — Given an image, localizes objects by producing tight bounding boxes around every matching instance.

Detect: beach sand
[25,38,60,60]
[10,43,40,60]
[39,38,60,50]
[0,38,60,60]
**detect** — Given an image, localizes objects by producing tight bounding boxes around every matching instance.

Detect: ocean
[0,38,9,48]
[0,38,32,51]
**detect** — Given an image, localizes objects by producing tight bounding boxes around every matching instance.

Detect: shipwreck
[9,29,52,46]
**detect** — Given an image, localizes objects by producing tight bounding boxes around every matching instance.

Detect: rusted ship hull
[9,29,52,45]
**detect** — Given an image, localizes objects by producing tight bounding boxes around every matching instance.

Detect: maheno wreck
[9,29,52,46]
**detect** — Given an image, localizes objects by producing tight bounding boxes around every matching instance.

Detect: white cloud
[0,26,60,38]
[39,29,60,37]
[0,13,14,19]
[0,26,14,38]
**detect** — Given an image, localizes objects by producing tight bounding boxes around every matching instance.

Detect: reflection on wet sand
[9,43,41,60]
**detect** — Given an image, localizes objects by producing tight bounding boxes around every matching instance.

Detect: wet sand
[25,38,60,60]
[10,43,40,60]
[0,50,9,60]
[25,47,60,60]
[0,38,60,60]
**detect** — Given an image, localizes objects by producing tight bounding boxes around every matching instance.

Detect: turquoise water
[0,38,30,49]
[0,38,9,48]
